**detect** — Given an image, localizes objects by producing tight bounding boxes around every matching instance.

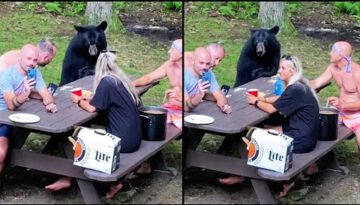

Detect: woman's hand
[246,93,259,105]
[71,94,83,104]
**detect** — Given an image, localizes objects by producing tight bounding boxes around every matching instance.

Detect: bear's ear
[269,26,279,35]
[74,25,85,33]
[97,21,108,31]
[250,29,257,34]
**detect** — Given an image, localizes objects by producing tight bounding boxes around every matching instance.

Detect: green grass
[185,5,360,156]
[0,4,182,182]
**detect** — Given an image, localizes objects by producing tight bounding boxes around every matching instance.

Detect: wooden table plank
[0,76,158,134]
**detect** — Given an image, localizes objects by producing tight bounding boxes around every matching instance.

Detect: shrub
[162,1,182,11]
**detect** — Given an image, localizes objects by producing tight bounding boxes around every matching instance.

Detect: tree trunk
[85,2,112,26]
[84,2,123,35]
[258,2,295,34]
[258,2,285,29]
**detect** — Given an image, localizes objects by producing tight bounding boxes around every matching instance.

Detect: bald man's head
[207,43,225,67]
[333,41,352,57]
[169,38,183,62]
[19,44,39,71]
[193,47,211,76]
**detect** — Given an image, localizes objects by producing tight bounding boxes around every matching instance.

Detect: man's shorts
[0,124,13,137]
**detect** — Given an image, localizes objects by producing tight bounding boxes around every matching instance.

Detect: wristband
[78,99,82,107]
[254,100,259,108]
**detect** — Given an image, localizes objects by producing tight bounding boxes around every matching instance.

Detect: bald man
[184,47,231,114]
[0,44,57,175]
[184,43,226,69]
[0,39,57,72]
[310,41,360,154]
[133,39,183,129]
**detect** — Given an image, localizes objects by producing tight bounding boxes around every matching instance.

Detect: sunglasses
[101,49,117,54]
[281,54,297,69]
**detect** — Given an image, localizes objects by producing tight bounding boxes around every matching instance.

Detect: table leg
[150,151,177,177]
[184,128,205,169]
[63,139,103,204]
[321,150,349,175]
[11,127,31,149]
[251,178,277,204]
[76,179,102,204]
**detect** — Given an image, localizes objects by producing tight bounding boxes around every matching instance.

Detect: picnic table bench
[184,77,354,204]
[0,75,181,204]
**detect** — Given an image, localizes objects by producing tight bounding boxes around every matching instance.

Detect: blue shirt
[0,67,46,111]
[184,68,220,97]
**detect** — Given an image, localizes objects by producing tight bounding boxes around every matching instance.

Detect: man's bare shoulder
[0,50,20,59]
[352,62,360,79]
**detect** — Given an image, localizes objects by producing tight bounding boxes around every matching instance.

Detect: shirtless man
[126,39,183,186]
[184,47,231,114]
[310,41,360,153]
[184,43,225,69]
[133,38,183,128]
[0,39,57,71]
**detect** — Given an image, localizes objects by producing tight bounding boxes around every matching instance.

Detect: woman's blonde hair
[93,51,140,105]
[281,55,319,104]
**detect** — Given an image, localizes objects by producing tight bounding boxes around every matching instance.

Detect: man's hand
[198,79,210,98]
[221,104,232,114]
[46,103,57,113]
[328,96,340,108]
[23,76,36,97]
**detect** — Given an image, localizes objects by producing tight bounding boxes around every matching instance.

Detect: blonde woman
[220,55,320,197]
[46,51,142,199]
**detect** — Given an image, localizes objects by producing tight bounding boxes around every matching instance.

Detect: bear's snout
[88,44,98,56]
[256,43,265,57]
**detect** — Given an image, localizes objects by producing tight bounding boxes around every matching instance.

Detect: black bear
[60,21,108,86]
[234,26,280,87]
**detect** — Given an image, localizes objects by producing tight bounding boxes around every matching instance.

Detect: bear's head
[74,21,108,56]
[250,26,279,57]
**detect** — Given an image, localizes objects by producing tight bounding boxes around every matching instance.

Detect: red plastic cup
[247,88,258,97]
[71,87,82,97]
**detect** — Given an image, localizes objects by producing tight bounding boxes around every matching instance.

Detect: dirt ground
[184,141,360,204]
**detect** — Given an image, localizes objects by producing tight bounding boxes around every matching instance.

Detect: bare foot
[278,182,295,198]
[218,175,245,185]
[45,177,71,191]
[105,182,123,199]
[136,162,151,175]
[305,163,319,175]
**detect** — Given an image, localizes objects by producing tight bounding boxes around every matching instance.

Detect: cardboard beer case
[71,126,121,174]
[246,127,294,173]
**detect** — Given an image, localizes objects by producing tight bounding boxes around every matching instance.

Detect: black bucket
[139,106,168,141]
[318,107,338,141]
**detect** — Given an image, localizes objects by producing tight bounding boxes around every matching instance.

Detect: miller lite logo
[246,138,264,165]
[74,138,89,164]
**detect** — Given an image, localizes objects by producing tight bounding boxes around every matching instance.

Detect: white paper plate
[9,113,40,123]
[184,114,215,125]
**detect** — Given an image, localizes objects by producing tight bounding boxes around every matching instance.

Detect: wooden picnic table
[184,77,352,204]
[0,75,182,204]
